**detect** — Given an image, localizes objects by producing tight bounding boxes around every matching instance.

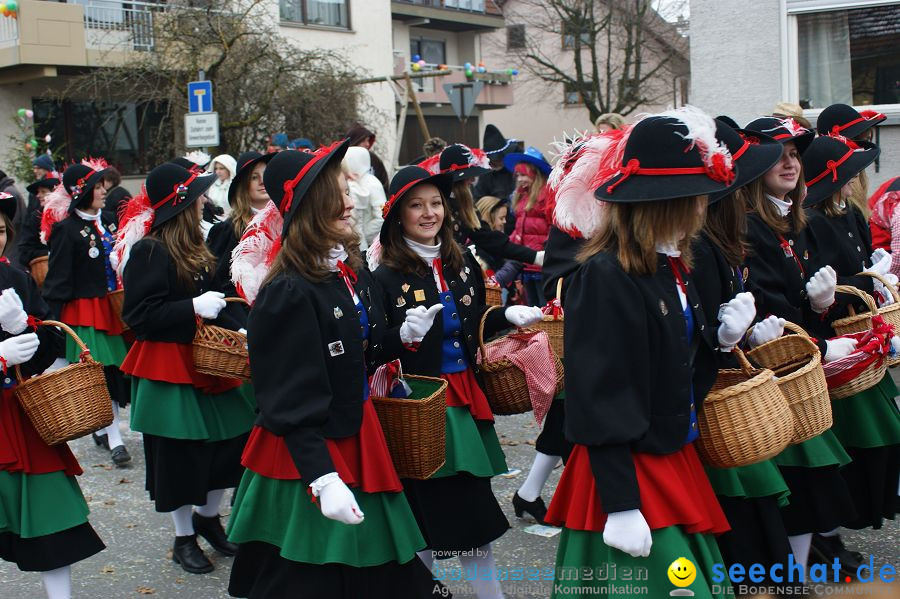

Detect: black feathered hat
[145,163,216,230]
[62,158,111,213]
[708,121,783,203]
[817,103,885,139]
[744,116,814,155]
[439,144,491,182]
[379,165,453,244]
[228,151,276,206]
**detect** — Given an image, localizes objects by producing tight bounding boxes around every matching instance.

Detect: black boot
[172,534,214,574]
[92,431,110,450]
[111,445,131,466]
[192,512,239,556]
[512,492,547,524]
[810,533,865,576]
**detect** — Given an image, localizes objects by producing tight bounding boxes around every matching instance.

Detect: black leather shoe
[192,512,239,556]
[512,492,547,524]
[92,432,109,450]
[111,445,131,466]
[172,534,214,574]
[810,533,865,575]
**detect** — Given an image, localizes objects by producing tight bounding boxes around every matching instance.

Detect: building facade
[690,0,899,188]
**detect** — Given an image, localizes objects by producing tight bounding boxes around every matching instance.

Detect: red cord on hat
[806,147,855,186]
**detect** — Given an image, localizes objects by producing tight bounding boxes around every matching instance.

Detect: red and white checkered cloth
[823,316,893,389]
[478,329,557,425]
[370,359,402,397]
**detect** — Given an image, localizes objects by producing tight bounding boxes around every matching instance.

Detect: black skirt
[715,494,797,589]
[402,473,508,554]
[228,540,448,598]
[778,465,857,535]
[103,365,131,408]
[143,432,248,512]
[839,445,899,530]
[0,522,104,572]
[535,394,573,462]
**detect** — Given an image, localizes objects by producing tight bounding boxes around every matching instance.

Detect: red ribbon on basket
[26,315,42,332]
[823,315,893,388]
[541,298,563,320]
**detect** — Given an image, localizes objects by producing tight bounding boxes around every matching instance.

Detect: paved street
[2,405,899,598]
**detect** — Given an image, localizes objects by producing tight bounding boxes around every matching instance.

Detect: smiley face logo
[668,557,696,588]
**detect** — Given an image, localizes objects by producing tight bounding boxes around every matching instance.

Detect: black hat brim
[594,169,739,203]
[26,177,59,195]
[709,133,784,204]
[802,146,880,208]
[379,172,453,245]
[447,166,491,182]
[69,169,110,213]
[282,140,350,237]
[228,152,276,206]
[831,115,885,140]
[151,173,216,229]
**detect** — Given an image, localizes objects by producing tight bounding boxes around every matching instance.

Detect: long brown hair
[821,190,847,218]
[746,176,806,235]
[151,199,215,289]
[451,181,480,229]
[578,196,706,275]
[0,212,15,257]
[380,184,464,277]
[231,164,262,239]
[263,162,362,284]
[703,188,749,267]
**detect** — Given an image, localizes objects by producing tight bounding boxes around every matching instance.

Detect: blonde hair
[515,164,547,211]
[746,177,806,235]
[452,181,481,229]
[579,196,706,275]
[263,162,361,284]
[476,196,503,223]
[594,113,625,131]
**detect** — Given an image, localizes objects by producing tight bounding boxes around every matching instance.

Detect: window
[280,0,349,29]
[507,24,526,50]
[563,82,593,105]
[410,38,446,92]
[33,99,169,175]
[796,4,900,107]
[562,20,591,50]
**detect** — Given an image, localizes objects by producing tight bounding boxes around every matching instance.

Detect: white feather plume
[657,105,733,173]
[231,201,282,304]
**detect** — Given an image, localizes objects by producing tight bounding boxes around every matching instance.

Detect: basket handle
[478,305,504,358]
[13,319,95,384]
[835,285,878,317]
[196,296,250,326]
[555,278,563,303]
[732,346,755,377]
[856,271,900,305]
[746,319,809,341]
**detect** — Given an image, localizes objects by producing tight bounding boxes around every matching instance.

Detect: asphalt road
[2,402,899,598]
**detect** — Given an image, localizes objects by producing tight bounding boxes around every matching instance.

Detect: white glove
[312,473,364,525]
[806,266,837,313]
[0,289,28,335]
[717,292,756,349]
[603,509,652,558]
[871,248,890,266]
[533,250,545,267]
[891,336,900,356]
[399,304,443,344]
[192,291,226,319]
[505,305,544,327]
[824,337,858,363]
[873,275,898,307]
[869,254,892,277]
[748,316,786,347]
[0,332,40,367]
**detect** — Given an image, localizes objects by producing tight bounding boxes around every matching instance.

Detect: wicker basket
[746,321,832,444]
[850,272,900,366]
[477,307,564,415]
[372,374,448,479]
[829,285,888,399]
[15,320,114,446]
[29,256,48,288]
[696,347,794,468]
[485,282,502,307]
[531,278,564,358]
[192,298,251,381]
[106,289,129,332]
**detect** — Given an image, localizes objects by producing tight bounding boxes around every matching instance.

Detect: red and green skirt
[547,443,731,598]
[61,297,128,367]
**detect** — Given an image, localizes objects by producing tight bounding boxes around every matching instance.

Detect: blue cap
[271,133,289,148]
[290,138,315,150]
[32,154,54,171]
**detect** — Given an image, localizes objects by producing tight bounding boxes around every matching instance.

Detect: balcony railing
[0,15,18,46]
[73,0,163,52]
[394,0,487,13]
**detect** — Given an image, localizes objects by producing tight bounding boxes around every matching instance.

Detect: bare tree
[59,0,364,165]
[505,0,688,120]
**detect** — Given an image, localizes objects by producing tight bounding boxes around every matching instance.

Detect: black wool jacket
[564,251,717,513]
[248,267,399,484]
[0,262,64,378]
[15,208,46,270]
[372,251,510,378]
[121,238,243,343]
[540,226,585,304]
[449,194,537,265]
[42,214,119,318]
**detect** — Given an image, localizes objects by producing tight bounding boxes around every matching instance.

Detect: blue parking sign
[188,80,213,113]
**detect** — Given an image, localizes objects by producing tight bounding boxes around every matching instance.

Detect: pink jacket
[510,186,552,271]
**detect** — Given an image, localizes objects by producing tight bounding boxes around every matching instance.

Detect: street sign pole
[443,81,484,147]
[186,74,217,153]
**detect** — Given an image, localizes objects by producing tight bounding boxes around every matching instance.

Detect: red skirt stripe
[442,369,494,422]
[241,399,402,494]
[120,340,241,394]
[545,443,730,536]
[0,388,82,476]
[60,296,125,336]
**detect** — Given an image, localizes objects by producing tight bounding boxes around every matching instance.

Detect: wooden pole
[393,77,410,171]
[404,72,431,142]
[355,70,452,85]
